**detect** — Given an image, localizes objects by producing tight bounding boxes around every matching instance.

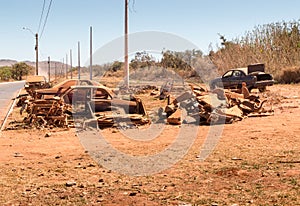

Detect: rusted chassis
[23,85,150,129]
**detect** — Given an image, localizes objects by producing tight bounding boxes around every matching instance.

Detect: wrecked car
[24,85,150,129]
[17,79,100,108]
[34,79,102,99]
[209,63,274,92]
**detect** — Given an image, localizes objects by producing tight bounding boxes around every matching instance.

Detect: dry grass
[276,66,300,84]
[210,20,300,80]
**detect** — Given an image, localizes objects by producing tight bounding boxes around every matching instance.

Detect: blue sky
[0,0,299,66]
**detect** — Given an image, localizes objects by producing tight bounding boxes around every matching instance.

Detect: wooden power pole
[90,26,93,80]
[70,49,73,79]
[66,53,68,79]
[124,0,129,88]
[35,33,39,75]
[78,41,81,80]
[47,56,50,82]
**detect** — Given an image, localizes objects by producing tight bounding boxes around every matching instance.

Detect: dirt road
[0,84,299,205]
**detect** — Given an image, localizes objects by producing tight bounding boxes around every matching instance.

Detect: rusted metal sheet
[164,84,271,125]
[167,108,182,125]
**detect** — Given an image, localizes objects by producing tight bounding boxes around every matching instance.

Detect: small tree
[11,62,32,80]
[110,61,123,72]
[130,51,156,70]
[0,66,12,81]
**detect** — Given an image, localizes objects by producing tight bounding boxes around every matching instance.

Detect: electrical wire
[40,0,53,40]
[37,0,46,34]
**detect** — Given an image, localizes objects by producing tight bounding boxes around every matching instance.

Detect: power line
[40,0,53,40]
[37,0,46,33]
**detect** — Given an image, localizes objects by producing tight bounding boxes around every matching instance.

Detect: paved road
[0,81,25,128]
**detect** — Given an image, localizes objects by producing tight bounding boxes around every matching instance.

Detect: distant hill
[0,59,18,67]
[0,59,74,77]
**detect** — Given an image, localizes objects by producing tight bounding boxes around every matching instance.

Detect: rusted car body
[61,85,149,127]
[24,84,150,128]
[34,79,101,99]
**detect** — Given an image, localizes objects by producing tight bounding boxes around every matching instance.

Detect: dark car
[209,63,274,92]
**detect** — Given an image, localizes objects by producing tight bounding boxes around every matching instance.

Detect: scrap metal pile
[12,80,151,130]
[23,97,72,128]
[9,78,274,130]
[165,84,273,125]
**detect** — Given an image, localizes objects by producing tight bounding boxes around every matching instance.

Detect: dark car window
[233,70,243,77]
[93,88,112,99]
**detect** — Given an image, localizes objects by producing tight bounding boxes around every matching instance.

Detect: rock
[129,192,137,196]
[45,132,52,137]
[66,181,76,187]
[150,90,158,96]
[231,157,242,160]
[14,152,24,157]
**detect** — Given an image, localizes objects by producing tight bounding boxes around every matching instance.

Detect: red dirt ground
[0,84,299,205]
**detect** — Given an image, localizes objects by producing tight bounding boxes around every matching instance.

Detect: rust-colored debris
[167,108,182,125]
[14,83,151,130]
[164,84,274,125]
[23,97,71,128]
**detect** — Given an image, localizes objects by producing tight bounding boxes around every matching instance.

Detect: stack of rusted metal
[165,84,272,125]
[23,97,72,128]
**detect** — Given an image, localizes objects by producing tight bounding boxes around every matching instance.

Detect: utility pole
[66,53,68,79]
[60,58,65,78]
[23,27,38,75]
[90,26,93,80]
[35,33,39,75]
[70,49,73,79]
[54,62,57,80]
[48,56,50,82]
[78,41,81,80]
[124,0,129,88]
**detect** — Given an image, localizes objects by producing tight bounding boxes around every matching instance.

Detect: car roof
[53,79,101,88]
[69,85,115,97]
[228,67,248,74]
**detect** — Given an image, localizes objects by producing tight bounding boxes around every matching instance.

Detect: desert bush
[0,66,12,81]
[210,20,300,79]
[275,67,300,84]
[130,66,182,82]
[11,62,33,80]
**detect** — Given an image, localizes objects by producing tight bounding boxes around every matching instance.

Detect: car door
[232,70,244,87]
[221,70,234,88]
